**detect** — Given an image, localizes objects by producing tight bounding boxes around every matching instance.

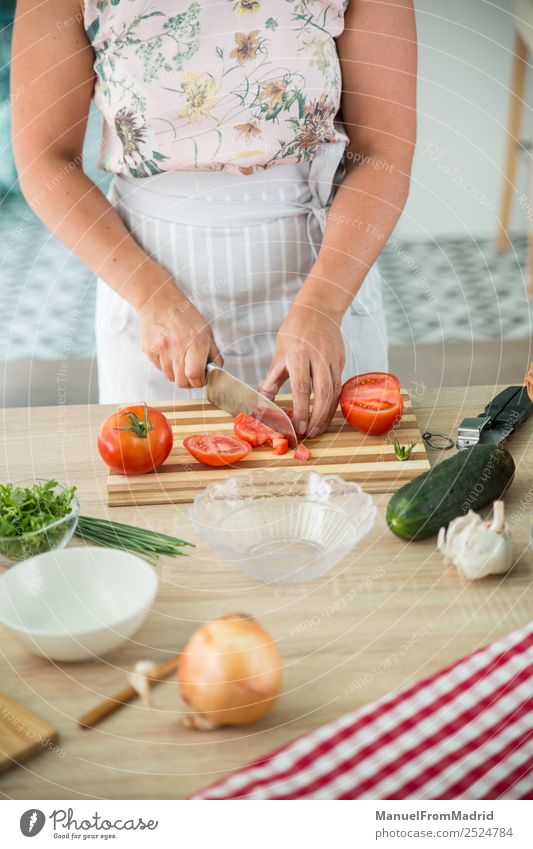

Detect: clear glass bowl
[0,480,80,568]
[189,469,377,584]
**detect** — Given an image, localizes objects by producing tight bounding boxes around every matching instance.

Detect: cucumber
[386,444,515,541]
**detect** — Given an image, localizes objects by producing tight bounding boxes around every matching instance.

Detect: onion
[178,614,282,730]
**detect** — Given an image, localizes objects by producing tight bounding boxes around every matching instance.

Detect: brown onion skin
[178,614,282,728]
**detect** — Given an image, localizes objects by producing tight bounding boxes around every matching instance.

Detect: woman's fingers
[184,335,213,388]
[208,340,224,369]
[175,354,189,389]
[146,348,162,372]
[307,361,342,438]
[159,348,176,384]
[169,335,222,389]
[288,354,312,436]
[258,359,287,400]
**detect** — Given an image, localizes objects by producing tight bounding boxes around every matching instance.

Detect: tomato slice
[272,436,289,455]
[234,413,278,447]
[294,443,312,461]
[183,435,251,467]
[340,372,404,436]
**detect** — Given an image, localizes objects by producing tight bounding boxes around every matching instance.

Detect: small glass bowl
[0,480,80,568]
[189,468,377,584]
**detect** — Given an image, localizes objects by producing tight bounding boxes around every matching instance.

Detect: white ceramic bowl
[0,546,158,661]
[189,469,377,584]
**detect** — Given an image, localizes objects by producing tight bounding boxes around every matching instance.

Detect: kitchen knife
[205,362,298,447]
[456,385,533,450]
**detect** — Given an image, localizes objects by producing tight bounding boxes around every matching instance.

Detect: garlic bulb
[437,500,513,580]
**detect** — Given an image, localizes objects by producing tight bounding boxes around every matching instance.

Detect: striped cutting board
[106,391,431,506]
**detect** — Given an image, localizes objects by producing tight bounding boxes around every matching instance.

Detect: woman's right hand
[139,287,223,389]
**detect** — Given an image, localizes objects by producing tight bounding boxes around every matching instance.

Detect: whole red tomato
[98,404,173,475]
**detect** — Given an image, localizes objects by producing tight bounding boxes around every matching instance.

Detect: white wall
[397,0,533,241]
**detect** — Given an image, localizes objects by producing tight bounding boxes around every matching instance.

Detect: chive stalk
[75,515,194,560]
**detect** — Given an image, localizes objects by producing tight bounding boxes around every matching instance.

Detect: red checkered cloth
[193,622,533,800]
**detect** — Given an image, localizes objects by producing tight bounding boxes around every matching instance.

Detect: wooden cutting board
[0,691,58,774]
[107,391,431,506]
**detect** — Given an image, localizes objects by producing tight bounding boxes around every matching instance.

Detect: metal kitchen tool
[205,362,298,447]
[422,431,454,451]
[456,385,533,450]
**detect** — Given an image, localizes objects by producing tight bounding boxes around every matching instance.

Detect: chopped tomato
[294,443,312,461]
[183,435,251,467]
[272,436,289,455]
[340,372,403,436]
[234,413,278,447]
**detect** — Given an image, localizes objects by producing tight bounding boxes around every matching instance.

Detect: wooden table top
[0,385,531,800]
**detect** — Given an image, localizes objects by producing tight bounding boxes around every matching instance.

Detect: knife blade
[205,363,298,448]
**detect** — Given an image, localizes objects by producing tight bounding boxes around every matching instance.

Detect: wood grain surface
[107,392,431,506]
[0,386,531,800]
[0,691,58,775]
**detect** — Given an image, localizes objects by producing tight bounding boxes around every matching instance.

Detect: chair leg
[497,30,528,252]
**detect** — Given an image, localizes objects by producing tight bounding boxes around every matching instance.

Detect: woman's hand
[259,304,345,438]
[139,286,223,389]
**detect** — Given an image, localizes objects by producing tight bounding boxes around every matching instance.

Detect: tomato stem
[392,436,415,461]
[114,402,153,439]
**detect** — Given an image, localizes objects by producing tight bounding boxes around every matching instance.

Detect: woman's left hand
[259,304,345,439]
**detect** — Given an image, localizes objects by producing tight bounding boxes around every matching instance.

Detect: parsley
[0,480,77,561]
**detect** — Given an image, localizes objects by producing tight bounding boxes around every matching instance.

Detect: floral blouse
[83,0,350,177]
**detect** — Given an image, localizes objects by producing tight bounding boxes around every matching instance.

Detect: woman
[12,0,416,438]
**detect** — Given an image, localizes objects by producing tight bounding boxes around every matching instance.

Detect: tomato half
[98,403,173,475]
[340,372,404,436]
[234,413,278,447]
[344,372,400,396]
[184,435,251,467]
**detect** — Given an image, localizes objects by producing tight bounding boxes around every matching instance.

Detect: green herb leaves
[0,480,77,537]
[0,480,78,562]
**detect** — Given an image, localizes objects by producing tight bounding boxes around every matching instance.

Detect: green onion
[75,515,194,560]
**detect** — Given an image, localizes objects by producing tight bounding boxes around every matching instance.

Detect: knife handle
[481,386,521,423]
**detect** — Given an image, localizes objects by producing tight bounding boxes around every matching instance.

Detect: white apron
[95,143,388,404]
